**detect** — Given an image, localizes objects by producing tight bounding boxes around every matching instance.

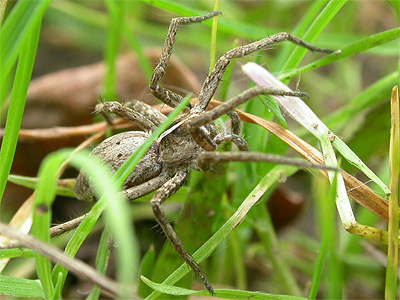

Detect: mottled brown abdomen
[74,131,163,201]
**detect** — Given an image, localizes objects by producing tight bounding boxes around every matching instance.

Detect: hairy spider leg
[149,12,221,110]
[96,102,159,132]
[197,152,339,173]
[213,133,249,151]
[124,100,167,127]
[149,171,215,295]
[122,172,169,201]
[198,32,333,111]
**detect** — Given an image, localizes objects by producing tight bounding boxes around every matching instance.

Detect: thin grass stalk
[35,150,136,299]
[252,201,302,296]
[222,195,247,290]
[0,0,7,26]
[86,228,112,300]
[209,0,220,74]
[385,85,399,299]
[273,0,329,71]
[279,28,400,81]
[280,0,347,83]
[103,0,125,100]
[308,176,338,299]
[0,0,51,107]
[0,10,42,202]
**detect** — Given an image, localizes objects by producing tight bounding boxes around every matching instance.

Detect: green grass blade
[145,165,297,300]
[103,0,125,100]
[0,9,42,203]
[251,199,301,296]
[321,71,398,132]
[7,174,75,198]
[0,0,51,107]
[52,199,107,298]
[86,228,112,300]
[0,248,34,259]
[37,149,136,299]
[138,247,156,298]
[0,275,44,298]
[142,276,307,299]
[122,22,153,83]
[209,0,220,74]
[308,175,338,299]
[332,137,391,195]
[280,0,347,82]
[273,0,329,71]
[279,28,400,81]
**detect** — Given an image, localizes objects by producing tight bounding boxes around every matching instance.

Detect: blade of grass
[0,275,44,298]
[35,149,136,298]
[308,175,338,299]
[250,196,302,296]
[279,28,400,81]
[0,0,51,107]
[209,0,220,74]
[86,228,112,300]
[385,85,399,299]
[273,0,330,71]
[0,0,7,26]
[280,0,348,83]
[142,275,307,299]
[0,248,34,259]
[0,15,42,203]
[103,0,125,100]
[138,247,156,298]
[7,174,75,198]
[312,71,398,134]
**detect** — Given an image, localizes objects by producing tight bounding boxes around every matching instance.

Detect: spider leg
[227,111,242,135]
[123,100,167,127]
[198,33,333,111]
[95,102,158,132]
[150,12,220,109]
[197,151,339,172]
[182,86,308,133]
[150,170,214,295]
[214,133,249,151]
[122,173,169,201]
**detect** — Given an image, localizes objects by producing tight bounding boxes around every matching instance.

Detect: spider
[74,12,334,295]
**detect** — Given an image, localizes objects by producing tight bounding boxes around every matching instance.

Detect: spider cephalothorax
[75,11,334,294]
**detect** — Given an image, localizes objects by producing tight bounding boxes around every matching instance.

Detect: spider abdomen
[74,131,163,201]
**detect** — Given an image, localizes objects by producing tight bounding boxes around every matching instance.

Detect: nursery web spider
[75,12,334,294]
